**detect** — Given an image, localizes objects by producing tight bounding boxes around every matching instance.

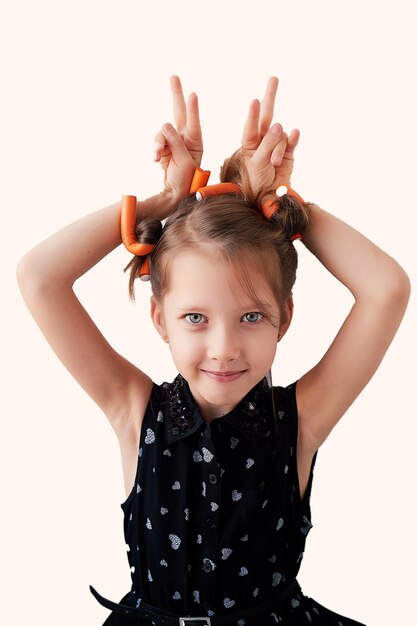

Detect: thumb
[161,123,190,165]
[252,123,285,166]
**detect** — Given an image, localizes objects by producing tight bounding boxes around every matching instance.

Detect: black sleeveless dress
[90,373,366,626]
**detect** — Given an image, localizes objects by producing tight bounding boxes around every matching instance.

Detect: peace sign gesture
[153,76,203,202]
[240,77,300,196]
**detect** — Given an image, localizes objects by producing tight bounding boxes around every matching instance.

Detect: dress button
[206,518,216,529]
[202,558,213,573]
[208,473,217,484]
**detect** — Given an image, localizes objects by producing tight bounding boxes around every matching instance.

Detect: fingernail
[271,124,282,135]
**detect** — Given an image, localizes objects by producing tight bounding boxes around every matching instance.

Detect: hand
[240,76,300,196]
[154,75,203,202]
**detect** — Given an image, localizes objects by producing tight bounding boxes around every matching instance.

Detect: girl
[17,76,410,626]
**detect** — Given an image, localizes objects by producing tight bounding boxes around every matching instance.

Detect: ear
[150,295,168,340]
[279,294,294,339]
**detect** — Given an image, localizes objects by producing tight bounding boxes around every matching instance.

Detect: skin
[17,75,410,503]
[150,250,293,422]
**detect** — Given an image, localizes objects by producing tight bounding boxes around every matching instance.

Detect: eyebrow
[176,305,262,311]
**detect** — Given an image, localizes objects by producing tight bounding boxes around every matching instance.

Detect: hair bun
[135,217,163,245]
[265,193,312,241]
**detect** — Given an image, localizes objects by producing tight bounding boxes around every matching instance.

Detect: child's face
[150,250,292,423]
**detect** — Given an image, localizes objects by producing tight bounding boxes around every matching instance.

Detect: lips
[204,371,244,375]
[202,370,246,382]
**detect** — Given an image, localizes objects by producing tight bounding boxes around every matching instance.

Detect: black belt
[89,578,301,626]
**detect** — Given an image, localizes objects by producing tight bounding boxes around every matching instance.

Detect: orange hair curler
[121,168,212,281]
[121,171,305,281]
[195,182,243,200]
[261,184,305,240]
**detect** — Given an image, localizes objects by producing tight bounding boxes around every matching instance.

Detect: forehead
[164,249,272,306]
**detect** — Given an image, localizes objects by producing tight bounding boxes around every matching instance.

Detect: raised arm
[227,76,411,453]
[297,204,410,450]
[17,76,204,437]
[16,193,173,434]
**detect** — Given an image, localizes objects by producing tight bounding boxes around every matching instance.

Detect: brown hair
[123,150,314,328]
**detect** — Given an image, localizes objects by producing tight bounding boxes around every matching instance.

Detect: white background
[1,1,416,624]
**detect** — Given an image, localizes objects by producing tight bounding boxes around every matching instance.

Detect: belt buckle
[179,618,211,626]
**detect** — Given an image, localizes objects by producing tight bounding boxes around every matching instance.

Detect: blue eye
[183,313,205,325]
[243,312,263,323]
[182,312,264,326]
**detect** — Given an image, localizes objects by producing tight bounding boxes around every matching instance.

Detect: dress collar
[164,373,273,446]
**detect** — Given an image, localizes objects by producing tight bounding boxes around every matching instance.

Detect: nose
[206,323,241,362]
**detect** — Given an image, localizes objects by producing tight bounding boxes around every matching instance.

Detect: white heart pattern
[241,534,248,541]
[239,567,248,576]
[157,411,164,422]
[272,571,282,587]
[232,490,242,502]
[276,518,284,531]
[193,590,200,603]
[210,502,219,511]
[202,447,214,462]
[193,451,203,462]
[172,481,181,490]
[223,597,235,609]
[268,555,276,562]
[197,534,202,544]
[220,467,226,477]
[230,437,239,449]
[246,458,255,469]
[145,429,155,444]
[184,508,190,521]
[160,559,168,567]
[160,507,169,515]
[148,569,153,581]
[278,410,285,419]
[163,449,172,457]
[202,482,206,497]
[146,518,152,529]
[284,465,289,474]
[172,591,181,600]
[252,588,259,597]
[221,548,233,560]
[169,534,181,550]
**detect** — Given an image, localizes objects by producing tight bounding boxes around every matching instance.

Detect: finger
[270,128,299,165]
[170,75,187,131]
[161,122,191,165]
[285,128,300,155]
[271,138,289,165]
[186,92,202,142]
[252,123,285,166]
[259,76,279,137]
[154,129,167,161]
[241,99,260,149]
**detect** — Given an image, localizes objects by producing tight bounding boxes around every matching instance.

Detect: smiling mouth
[204,370,245,375]
[202,370,247,382]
